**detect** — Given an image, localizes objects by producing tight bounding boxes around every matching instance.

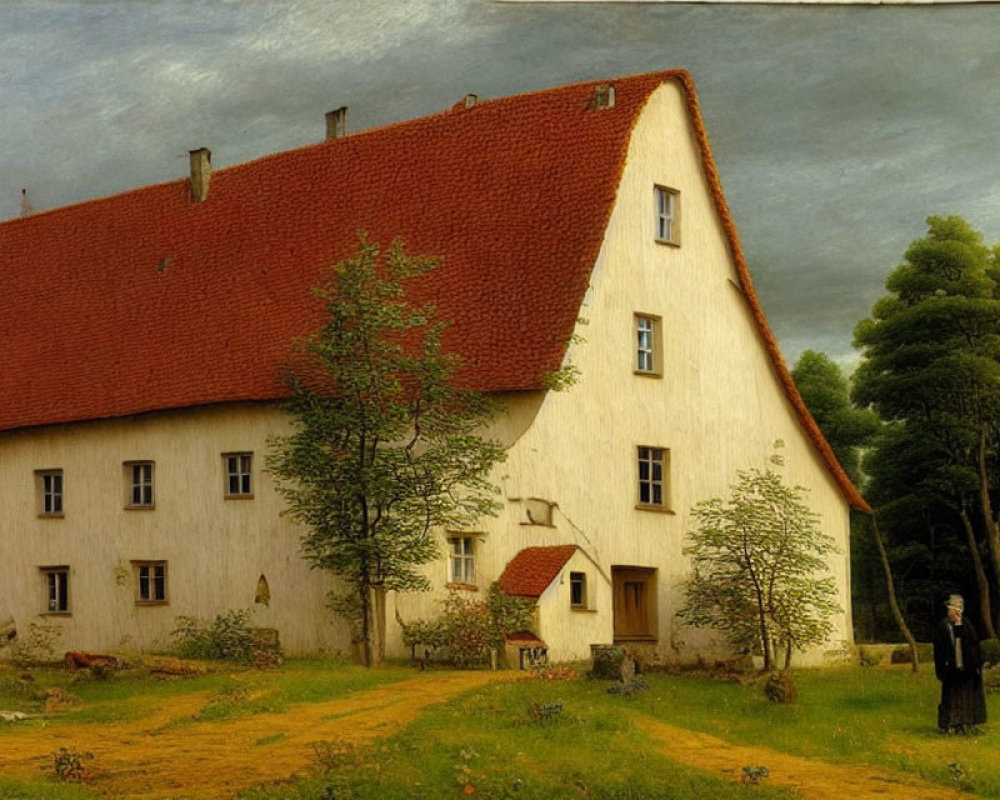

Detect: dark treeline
[793,216,1000,644]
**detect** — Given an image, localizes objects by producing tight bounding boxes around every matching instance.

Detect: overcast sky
[3,1,998,370]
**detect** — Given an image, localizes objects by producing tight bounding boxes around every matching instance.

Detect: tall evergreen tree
[267,236,507,666]
[853,216,1000,639]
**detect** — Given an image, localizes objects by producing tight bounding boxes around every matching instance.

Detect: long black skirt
[938,671,987,729]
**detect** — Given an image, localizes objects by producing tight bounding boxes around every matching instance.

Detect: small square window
[125,461,155,508]
[41,566,70,614]
[570,572,587,609]
[35,469,64,516]
[133,561,168,604]
[637,446,670,509]
[634,314,662,376]
[448,535,476,585]
[223,453,253,498]
[655,186,679,245]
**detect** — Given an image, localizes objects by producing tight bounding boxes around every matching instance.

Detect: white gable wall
[394,81,853,666]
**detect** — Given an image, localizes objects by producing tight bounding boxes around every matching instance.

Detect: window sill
[37,513,65,519]
[635,504,675,514]
[445,582,478,592]
[224,494,255,501]
[571,607,597,614]
[125,505,155,511]
[41,611,71,617]
[654,238,680,248]
[633,370,663,379]
[135,600,169,606]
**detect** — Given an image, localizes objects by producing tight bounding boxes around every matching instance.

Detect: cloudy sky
[2,1,998,369]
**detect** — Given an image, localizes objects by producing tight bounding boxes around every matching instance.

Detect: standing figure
[933,594,987,733]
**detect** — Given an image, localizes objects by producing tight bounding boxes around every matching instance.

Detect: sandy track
[0,672,968,800]
[634,715,965,800]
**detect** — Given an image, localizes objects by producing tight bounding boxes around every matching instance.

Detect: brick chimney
[189,148,212,203]
[325,107,348,140]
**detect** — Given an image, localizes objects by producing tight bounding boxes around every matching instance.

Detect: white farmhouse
[0,71,868,664]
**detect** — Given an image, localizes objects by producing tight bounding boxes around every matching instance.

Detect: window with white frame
[655,186,679,244]
[35,469,64,516]
[570,571,587,609]
[223,453,253,497]
[637,446,669,509]
[125,461,154,508]
[634,313,662,376]
[133,560,168,604]
[447,535,476,585]
[41,566,70,614]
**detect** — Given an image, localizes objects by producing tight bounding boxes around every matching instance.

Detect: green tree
[791,350,878,486]
[267,235,507,666]
[677,448,841,671]
[853,215,1000,639]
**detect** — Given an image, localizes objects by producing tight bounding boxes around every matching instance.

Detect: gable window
[448,535,476,585]
[637,446,670,509]
[655,186,679,245]
[570,571,587,609]
[133,561,168,604]
[223,453,253,498]
[634,314,662,376]
[41,566,70,614]
[125,461,154,508]
[36,469,64,516]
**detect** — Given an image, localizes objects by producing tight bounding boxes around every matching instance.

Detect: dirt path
[0,673,968,800]
[0,671,511,799]
[634,715,965,800]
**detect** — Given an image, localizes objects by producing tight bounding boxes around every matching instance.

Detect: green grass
[3,659,998,799]
[240,675,800,799]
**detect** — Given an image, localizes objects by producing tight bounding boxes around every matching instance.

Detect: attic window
[589,84,615,110]
[655,186,679,245]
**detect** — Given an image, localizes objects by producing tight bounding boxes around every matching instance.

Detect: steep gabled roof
[497,545,579,598]
[0,70,868,512]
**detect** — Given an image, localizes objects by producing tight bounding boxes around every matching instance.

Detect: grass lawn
[0,658,995,799]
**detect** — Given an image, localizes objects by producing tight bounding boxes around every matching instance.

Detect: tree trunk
[870,515,920,673]
[976,422,1000,635]
[959,505,997,639]
[359,582,374,667]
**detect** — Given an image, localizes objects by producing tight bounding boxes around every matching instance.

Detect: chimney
[189,147,212,203]
[463,93,478,109]
[325,106,348,140]
[588,84,616,110]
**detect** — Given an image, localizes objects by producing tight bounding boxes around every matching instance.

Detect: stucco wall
[0,405,349,656]
[391,81,854,666]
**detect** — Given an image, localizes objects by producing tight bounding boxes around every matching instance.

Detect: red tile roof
[0,70,868,513]
[498,545,578,598]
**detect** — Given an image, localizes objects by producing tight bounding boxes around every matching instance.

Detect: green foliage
[982,638,1000,667]
[606,675,650,697]
[853,215,1000,640]
[589,645,629,680]
[526,699,564,722]
[763,671,797,705]
[677,450,841,671]
[858,647,882,668]
[401,584,536,668]
[791,350,878,486]
[172,609,257,664]
[50,748,94,783]
[267,234,507,665]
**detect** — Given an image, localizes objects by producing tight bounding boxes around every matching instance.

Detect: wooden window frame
[634,313,663,377]
[223,452,253,498]
[35,469,64,517]
[124,461,155,509]
[133,560,168,605]
[447,535,476,587]
[41,566,70,614]
[654,185,680,246]
[636,446,670,511]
